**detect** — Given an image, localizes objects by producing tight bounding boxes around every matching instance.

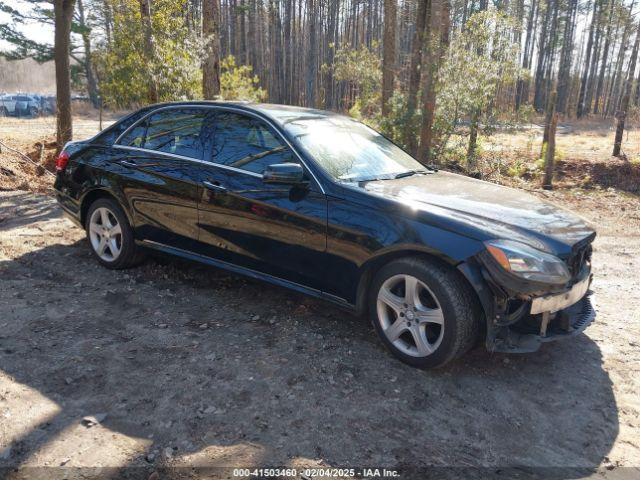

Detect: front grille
[567,243,592,277]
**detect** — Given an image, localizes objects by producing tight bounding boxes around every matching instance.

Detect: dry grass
[0,113,117,192]
[458,121,640,194]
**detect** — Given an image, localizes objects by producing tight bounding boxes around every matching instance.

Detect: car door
[112,107,206,249]
[6,96,17,115]
[194,109,328,291]
[15,96,27,116]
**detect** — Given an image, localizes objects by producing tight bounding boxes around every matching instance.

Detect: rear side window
[120,122,147,148]
[211,111,298,174]
[119,108,209,160]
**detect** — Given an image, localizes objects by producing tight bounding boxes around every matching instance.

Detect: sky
[0,1,55,52]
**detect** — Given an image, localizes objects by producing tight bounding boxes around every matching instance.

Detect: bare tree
[613,20,640,156]
[404,0,430,154]
[577,0,600,118]
[382,0,397,117]
[203,0,222,99]
[543,91,558,189]
[306,0,318,107]
[139,0,159,103]
[76,0,99,107]
[54,0,76,151]
[418,0,449,163]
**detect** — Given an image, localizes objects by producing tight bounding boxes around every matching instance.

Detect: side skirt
[137,239,356,313]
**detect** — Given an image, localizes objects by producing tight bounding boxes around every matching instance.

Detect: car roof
[140,100,345,128]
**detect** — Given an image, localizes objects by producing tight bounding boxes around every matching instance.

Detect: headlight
[484,239,571,285]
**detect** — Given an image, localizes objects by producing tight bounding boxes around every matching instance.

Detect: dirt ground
[0,116,639,479]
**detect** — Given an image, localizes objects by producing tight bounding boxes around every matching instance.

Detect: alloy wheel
[376,274,445,357]
[89,207,123,262]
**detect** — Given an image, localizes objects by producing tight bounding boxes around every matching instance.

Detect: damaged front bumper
[458,255,596,354]
[490,290,596,353]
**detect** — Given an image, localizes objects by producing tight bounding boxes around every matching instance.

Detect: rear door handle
[119,160,159,168]
[203,180,227,192]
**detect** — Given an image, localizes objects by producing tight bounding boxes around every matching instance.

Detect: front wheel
[85,198,144,269]
[369,257,481,369]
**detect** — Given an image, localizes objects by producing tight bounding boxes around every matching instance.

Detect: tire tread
[369,256,481,368]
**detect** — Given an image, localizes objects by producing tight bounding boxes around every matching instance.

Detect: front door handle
[203,180,227,192]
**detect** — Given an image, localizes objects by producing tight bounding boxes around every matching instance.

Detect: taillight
[55,151,70,172]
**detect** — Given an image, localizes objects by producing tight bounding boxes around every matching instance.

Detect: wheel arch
[355,248,454,315]
[354,248,488,326]
[80,188,133,228]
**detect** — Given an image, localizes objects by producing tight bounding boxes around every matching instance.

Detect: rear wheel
[85,198,144,269]
[369,257,481,368]
[29,106,38,117]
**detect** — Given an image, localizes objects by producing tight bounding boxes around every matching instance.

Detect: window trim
[113,144,263,179]
[118,107,209,161]
[114,104,325,194]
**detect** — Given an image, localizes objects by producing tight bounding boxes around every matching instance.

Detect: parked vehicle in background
[0,94,17,116]
[15,95,40,117]
[40,95,56,115]
[0,94,40,117]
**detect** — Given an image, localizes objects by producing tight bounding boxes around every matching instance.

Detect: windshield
[282,116,426,182]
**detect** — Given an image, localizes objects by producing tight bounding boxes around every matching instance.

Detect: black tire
[0,107,8,117]
[368,256,481,369]
[29,106,38,117]
[85,198,144,269]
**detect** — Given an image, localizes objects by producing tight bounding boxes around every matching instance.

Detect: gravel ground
[0,190,638,480]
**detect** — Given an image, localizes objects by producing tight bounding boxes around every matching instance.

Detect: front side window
[118,108,209,160]
[211,112,298,174]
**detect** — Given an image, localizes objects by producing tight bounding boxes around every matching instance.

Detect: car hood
[360,171,595,255]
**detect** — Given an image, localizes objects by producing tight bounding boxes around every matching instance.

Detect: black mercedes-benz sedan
[54,102,596,368]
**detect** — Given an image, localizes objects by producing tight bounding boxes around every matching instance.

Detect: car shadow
[0,236,620,479]
[0,192,61,232]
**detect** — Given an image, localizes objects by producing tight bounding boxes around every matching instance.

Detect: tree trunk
[203,0,221,99]
[556,0,576,114]
[102,0,112,46]
[543,110,558,189]
[516,0,537,110]
[540,0,559,111]
[76,0,99,108]
[381,0,397,117]
[467,109,479,171]
[593,0,614,114]
[613,22,640,157]
[533,0,551,111]
[418,0,449,164]
[239,0,247,63]
[139,0,159,103]
[403,0,429,154]
[283,0,292,104]
[542,90,557,157]
[577,0,599,118]
[54,0,75,152]
[584,0,605,115]
[306,0,317,107]
[466,0,488,167]
[605,1,634,117]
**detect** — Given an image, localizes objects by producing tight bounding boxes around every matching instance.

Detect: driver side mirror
[262,163,306,185]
